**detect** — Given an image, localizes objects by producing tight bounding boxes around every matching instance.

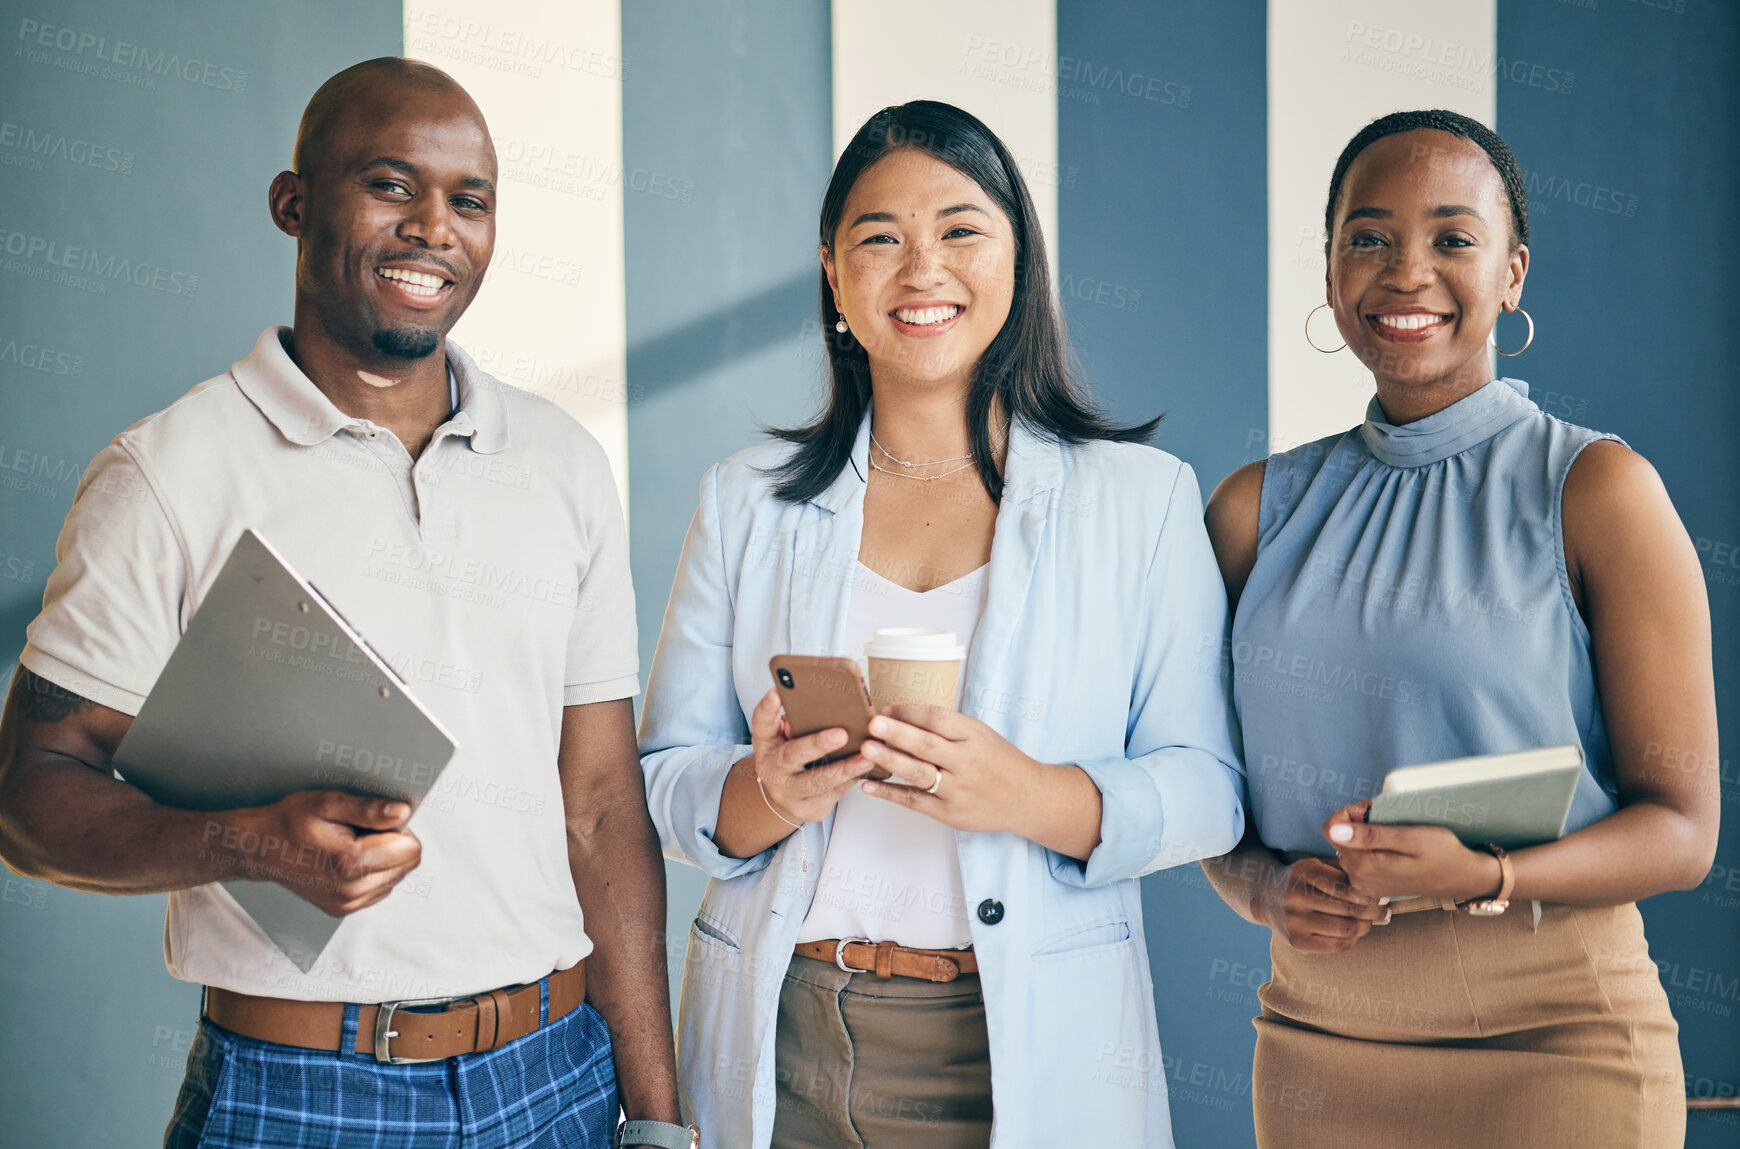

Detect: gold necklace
[867,425,1006,482]
[868,430,975,468]
[868,455,979,481]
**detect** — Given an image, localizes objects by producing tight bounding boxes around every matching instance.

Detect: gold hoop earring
[1489,306,1534,357]
[1305,303,1345,354]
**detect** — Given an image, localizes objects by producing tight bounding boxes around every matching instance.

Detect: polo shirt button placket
[412,466,432,540]
[414,445,458,542]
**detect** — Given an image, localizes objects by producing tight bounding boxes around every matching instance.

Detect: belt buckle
[373,995,462,1064]
[833,937,872,973]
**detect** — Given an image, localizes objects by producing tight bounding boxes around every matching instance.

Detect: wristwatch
[1464,843,1514,916]
[614,1119,700,1149]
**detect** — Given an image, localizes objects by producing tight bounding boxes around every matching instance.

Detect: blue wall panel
[622,0,834,1002]
[1058,0,1270,494]
[1499,2,1740,1141]
[0,3,404,1143]
[1058,3,1270,1147]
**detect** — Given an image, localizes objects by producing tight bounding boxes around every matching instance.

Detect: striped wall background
[2,2,1735,1144]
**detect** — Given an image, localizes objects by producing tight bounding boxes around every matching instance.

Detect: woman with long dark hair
[1202,110,1717,1147]
[639,101,1244,1147]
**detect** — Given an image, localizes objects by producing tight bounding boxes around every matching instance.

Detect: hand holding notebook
[1323,745,1584,906]
[1366,744,1584,849]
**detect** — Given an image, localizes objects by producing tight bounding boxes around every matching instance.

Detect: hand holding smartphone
[768,656,887,779]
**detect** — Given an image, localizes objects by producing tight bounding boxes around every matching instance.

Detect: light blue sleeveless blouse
[1232,378,1621,855]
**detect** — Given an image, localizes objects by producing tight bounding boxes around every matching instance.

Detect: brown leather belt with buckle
[203,960,585,1064]
[795,939,977,982]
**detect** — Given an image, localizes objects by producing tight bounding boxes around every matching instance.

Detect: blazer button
[977,898,1005,925]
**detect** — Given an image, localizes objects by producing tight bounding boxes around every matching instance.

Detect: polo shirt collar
[443,340,510,454]
[230,327,511,454]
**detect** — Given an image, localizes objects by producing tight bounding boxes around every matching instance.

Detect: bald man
[0,59,689,1149]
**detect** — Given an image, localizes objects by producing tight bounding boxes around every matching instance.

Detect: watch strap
[1491,845,1516,904]
[616,1119,699,1149]
[1465,843,1514,915]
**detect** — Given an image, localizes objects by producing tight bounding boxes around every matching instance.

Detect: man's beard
[372,325,441,359]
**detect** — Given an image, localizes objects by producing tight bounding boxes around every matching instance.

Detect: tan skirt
[1252,900,1684,1148]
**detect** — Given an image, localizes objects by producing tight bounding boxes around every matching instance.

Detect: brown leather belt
[796,939,977,982]
[203,961,585,1064]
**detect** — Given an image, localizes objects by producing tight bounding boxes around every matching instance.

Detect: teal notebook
[1367,744,1584,850]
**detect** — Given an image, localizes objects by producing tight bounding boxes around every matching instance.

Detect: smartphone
[768,655,885,777]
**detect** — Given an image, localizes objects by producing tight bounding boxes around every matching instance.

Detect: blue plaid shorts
[163,977,617,1148]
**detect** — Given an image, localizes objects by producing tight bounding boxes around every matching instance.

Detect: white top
[21,327,640,1001]
[795,560,988,949]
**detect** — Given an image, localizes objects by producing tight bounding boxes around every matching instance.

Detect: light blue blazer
[638,414,1244,1148]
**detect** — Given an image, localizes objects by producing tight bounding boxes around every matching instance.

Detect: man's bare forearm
[0,755,253,893]
[0,670,252,892]
[0,670,412,908]
[568,797,681,1126]
[560,698,681,1130]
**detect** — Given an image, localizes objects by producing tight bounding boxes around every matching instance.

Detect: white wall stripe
[1267,0,1496,452]
[832,0,1058,276]
[405,1,631,509]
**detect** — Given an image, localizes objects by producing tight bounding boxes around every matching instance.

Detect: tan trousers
[1253,901,1685,1148]
[771,954,992,1149]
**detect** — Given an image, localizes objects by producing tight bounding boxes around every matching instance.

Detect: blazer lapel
[784,414,871,656]
[961,420,1062,722]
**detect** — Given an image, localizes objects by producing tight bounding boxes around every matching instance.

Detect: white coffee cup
[864,627,966,713]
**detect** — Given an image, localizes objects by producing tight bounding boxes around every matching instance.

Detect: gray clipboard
[112,529,457,972]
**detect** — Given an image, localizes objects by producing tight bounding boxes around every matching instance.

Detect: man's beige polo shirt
[21,327,639,1001]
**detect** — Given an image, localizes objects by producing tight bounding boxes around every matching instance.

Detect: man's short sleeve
[562,448,639,706]
[21,442,187,716]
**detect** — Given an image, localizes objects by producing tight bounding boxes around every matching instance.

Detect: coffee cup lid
[864,627,965,661]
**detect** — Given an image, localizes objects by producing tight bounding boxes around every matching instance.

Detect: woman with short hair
[1203,109,1716,1148]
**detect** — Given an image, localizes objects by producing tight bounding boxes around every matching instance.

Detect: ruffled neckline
[1358,377,1534,469]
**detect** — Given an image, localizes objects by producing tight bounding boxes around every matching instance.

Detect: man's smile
[375,265,455,306]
